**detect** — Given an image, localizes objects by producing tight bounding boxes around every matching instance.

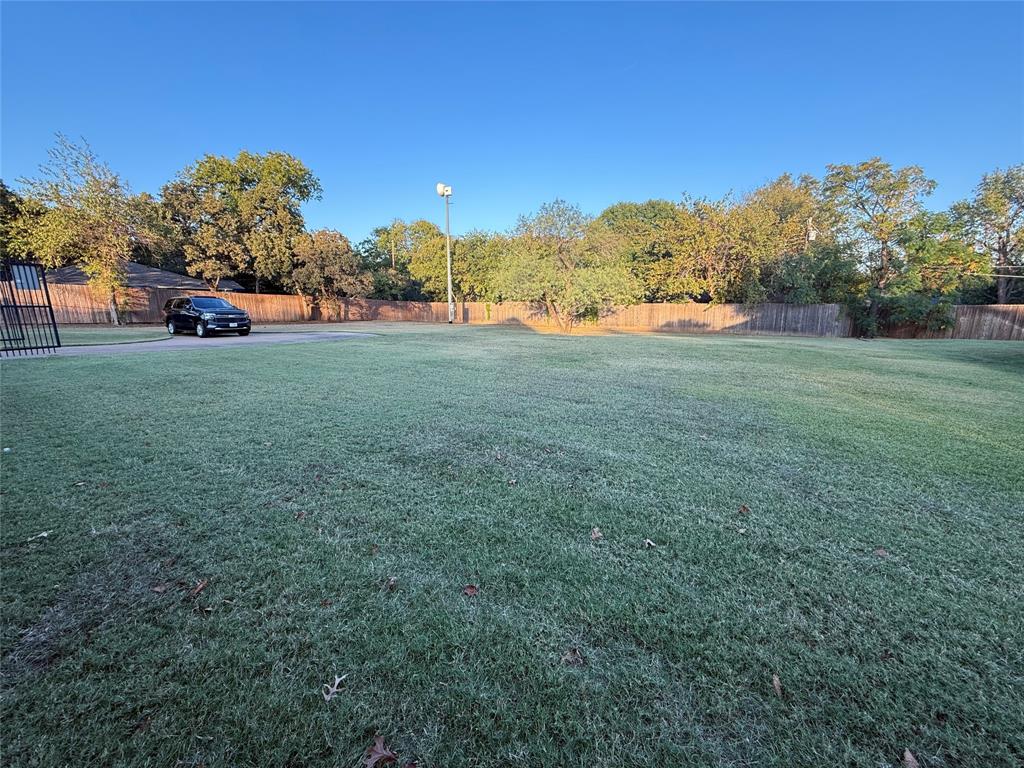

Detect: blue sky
[2,2,1022,242]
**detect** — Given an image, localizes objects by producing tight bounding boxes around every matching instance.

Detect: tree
[455,230,507,302]
[129,191,186,272]
[405,220,449,299]
[596,200,679,301]
[767,242,864,305]
[162,151,321,291]
[17,135,165,324]
[823,159,936,291]
[875,212,989,330]
[289,229,372,318]
[823,159,936,330]
[0,180,43,260]
[739,174,852,304]
[951,165,1024,304]
[378,219,409,270]
[356,220,425,300]
[653,182,820,306]
[496,200,641,333]
[405,222,508,302]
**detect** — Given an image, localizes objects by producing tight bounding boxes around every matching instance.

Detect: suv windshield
[191,298,234,309]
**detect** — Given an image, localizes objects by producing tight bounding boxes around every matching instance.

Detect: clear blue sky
[2,2,1022,242]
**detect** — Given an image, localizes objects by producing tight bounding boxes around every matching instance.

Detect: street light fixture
[436,182,454,324]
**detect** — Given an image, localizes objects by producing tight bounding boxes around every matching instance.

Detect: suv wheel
[167,320,177,335]
[195,321,208,338]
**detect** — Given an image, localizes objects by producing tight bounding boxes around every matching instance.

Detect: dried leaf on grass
[383,576,398,592]
[151,583,170,594]
[365,736,398,767]
[874,547,890,558]
[590,527,603,541]
[903,748,920,768]
[321,674,348,702]
[462,584,479,597]
[642,539,657,549]
[738,504,750,514]
[188,579,209,598]
[772,673,783,698]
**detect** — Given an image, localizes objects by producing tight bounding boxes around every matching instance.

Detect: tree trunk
[544,298,568,333]
[108,291,121,326]
[996,248,1009,304]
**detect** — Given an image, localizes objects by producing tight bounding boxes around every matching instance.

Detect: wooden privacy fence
[42,283,1024,339]
[888,304,1024,341]
[329,299,855,336]
[42,284,311,324]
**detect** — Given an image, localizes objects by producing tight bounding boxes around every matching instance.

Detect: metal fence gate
[1,261,61,356]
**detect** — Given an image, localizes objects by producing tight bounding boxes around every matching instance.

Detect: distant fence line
[38,283,1024,340]
[887,305,1024,341]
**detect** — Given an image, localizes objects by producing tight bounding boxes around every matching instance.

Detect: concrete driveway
[32,331,374,358]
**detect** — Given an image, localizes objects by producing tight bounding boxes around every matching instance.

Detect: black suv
[163,296,251,337]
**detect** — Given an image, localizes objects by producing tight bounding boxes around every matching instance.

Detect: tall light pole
[436,182,454,323]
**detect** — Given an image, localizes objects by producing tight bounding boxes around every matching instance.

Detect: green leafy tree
[767,242,864,305]
[823,160,935,284]
[823,158,936,331]
[128,191,186,272]
[496,200,641,333]
[162,151,321,291]
[405,219,449,299]
[17,135,166,324]
[596,200,679,301]
[0,180,44,260]
[741,174,854,303]
[665,198,738,302]
[951,165,1024,304]
[289,229,372,318]
[455,230,508,301]
[376,219,410,270]
[873,212,988,330]
[357,219,426,300]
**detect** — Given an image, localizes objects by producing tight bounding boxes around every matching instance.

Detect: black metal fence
[1,261,61,356]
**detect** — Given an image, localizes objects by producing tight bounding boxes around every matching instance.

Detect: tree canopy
[3,135,1019,335]
[494,200,641,332]
[951,166,1024,304]
[289,229,372,316]
[161,150,321,291]
[11,135,167,323]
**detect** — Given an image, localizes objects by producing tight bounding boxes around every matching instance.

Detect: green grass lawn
[2,326,1022,767]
